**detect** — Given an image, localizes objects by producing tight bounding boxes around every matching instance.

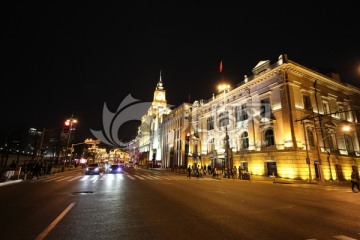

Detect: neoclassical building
[136,73,172,167]
[133,54,360,181]
[186,54,360,181]
[161,102,192,169]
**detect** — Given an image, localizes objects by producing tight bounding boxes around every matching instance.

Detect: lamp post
[218,83,231,177]
[300,120,312,182]
[64,116,77,165]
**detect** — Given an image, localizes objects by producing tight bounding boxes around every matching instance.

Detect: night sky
[2,2,360,143]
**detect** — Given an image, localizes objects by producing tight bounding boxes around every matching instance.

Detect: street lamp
[218,83,231,177]
[300,120,312,182]
[64,116,77,165]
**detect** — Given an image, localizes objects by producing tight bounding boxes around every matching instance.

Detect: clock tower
[153,71,167,108]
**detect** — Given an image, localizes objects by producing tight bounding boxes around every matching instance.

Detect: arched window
[219,111,229,127]
[265,129,275,147]
[241,132,249,149]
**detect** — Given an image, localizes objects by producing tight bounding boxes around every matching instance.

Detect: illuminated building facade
[161,103,192,169]
[137,73,172,168]
[185,54,360,181]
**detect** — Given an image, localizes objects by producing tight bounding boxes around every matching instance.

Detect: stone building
[161,103,192,169]
[137,73,172,168]
[186,54,360,181]
[134,54,360,181]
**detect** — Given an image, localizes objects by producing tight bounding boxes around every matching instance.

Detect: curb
[0,179,23,186]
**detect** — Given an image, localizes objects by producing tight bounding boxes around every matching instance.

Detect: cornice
[282,61,360,95]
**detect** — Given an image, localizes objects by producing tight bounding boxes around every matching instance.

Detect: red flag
[219,60,223,73]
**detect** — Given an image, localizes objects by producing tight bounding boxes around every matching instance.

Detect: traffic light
[63,121,70,133]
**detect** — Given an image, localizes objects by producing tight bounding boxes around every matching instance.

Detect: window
[208,138,215,152]
[344,134,354,153]
[219,111,229,127]
[207,117,214,130]
[261,98,271,118]
[235,106,241,122]
[264,129,275,147]
[338,106,346,120]
[241,104,248,121]
[241,132,249,149]
[323,101,330,115]
[303,95,312,110]
[307,128,315,147]
[235,104,248,122]
[325,132,334,151]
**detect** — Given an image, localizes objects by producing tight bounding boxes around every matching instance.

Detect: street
[0,168,359,240]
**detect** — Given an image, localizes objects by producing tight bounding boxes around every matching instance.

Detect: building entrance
[265,161,277,176]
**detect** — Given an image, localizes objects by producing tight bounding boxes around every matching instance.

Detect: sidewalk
[153,168,352,188]
[0,165,79,187]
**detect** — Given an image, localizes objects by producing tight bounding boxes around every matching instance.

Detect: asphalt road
[0,168,359,240]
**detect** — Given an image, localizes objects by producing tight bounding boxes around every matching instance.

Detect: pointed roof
[156,70,164,90]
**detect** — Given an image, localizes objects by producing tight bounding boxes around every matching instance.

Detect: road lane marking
[42,177,64,182]
[80,176,90,181]
[134,175,145,180]
[35,202,75,240]
[55,176,73,182]
[126,175,135,180]
[68,176,82,181]
[333,236,357,240]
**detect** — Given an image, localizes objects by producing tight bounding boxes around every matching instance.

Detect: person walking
[187,165,192,179]
[350,171,360,192]
[33,161,41,180]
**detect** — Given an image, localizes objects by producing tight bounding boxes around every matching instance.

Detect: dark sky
[2,1,360,143]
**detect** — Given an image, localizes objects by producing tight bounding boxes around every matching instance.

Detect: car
[85,163,105,175]
[108,164,125,174]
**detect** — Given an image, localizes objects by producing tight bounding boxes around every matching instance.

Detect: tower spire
[156,70,164,90]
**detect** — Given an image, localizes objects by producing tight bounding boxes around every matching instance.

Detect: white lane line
[139,175,152,179]
[42,177,64,182]
[134,175,145,180]
[55,176,73,182]
[333,236,357,240]
[92,176,99,183]
[35,202,76,240]
[126,175,136,180]
[67,176,82,181]
[79,176,90,181]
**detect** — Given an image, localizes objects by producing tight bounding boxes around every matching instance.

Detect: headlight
[95,167,99,171]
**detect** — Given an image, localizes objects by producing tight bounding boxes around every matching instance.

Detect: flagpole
[219,60,223,82]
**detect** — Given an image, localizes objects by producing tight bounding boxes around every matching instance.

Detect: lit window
[264,129,275,147]
[241,132,249,149]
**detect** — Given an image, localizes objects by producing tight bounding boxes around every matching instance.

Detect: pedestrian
[33,161,41,180]
[232,166,237,179]
[47,164,53,175]
[350,171,360,192]
[9,160,17,169]
[187,165,192,179]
